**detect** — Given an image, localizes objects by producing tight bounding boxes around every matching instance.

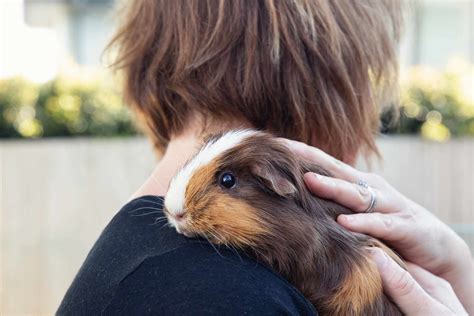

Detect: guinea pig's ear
[251,165,297,197]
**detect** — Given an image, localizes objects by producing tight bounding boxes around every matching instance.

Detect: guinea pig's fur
[164,130,404,316]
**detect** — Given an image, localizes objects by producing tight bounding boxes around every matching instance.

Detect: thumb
[369,247,439,315]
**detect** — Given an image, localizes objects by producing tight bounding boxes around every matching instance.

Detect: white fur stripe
[164,129,258,215]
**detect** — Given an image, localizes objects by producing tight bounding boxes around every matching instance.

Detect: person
[58,0,473,315]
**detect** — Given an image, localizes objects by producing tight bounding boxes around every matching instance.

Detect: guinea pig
[164,129,404,316]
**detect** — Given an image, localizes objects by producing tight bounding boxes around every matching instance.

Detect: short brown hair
[108,0,402,160]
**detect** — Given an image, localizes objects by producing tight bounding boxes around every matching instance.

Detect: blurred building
[0,0,473,82]
[400,0,473,68]
[24,0,115,66]
[0,0,115,82]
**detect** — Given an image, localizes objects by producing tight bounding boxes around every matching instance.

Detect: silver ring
[364,187,377,213]
[357,180,377,213]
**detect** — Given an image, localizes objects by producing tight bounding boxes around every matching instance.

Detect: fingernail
[303,172,315,181]
[304,172,319,181]
[340,214,354,223]
[369,248,388,268]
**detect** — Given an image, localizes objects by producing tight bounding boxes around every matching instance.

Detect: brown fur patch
[204,194,269,247]
[184,161,268,247]
[325,256,382,315]
[184,162,218,211]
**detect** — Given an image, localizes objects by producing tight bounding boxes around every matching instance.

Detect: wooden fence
[1,136,473,315]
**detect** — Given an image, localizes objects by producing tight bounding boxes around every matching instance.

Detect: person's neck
[130,120,248,199]
[130,122,357,200]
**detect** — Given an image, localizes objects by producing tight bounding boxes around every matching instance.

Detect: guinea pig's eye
[219,172,236,189]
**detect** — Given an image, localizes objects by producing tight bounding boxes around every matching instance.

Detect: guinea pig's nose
[175,212,185,221]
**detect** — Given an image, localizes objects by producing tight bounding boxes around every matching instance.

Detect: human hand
[369,247,467,316]
[284,140,474,313]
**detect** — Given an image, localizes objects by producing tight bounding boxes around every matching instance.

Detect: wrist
[443,253,474,315]
[445,233,472,277]
[437,234,474,312]
[431,221,472,277]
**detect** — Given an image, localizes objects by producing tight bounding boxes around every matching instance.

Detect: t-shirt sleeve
[102,244,317,316]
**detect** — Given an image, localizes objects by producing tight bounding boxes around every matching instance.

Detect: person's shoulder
[58,195,317,315]
[58,195,190,314]
[104,242,317,316]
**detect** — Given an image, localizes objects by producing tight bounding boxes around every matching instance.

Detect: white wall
[400,0,473,68]
[416,0,473,66]
[69,4,116,66]
[1,137,473,315]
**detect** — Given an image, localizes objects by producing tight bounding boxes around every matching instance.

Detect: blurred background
[1,0,473,315]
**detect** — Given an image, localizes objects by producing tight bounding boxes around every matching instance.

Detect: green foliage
[0,72,137,138]
[1,62,473,140]
[382,60,474,141]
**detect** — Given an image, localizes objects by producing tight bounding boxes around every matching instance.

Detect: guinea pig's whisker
[154,215,167,220]
[151,220,172,229]
[207,229,220,242]
[207,229,243,260]
[150,217,168,225]
[204,231,225,258]
[132,211,162,217]
[207,238,224,258]
[226,243,243,262]
[137,199,164,207]
[128,206,162,213]
[158,223,170,229]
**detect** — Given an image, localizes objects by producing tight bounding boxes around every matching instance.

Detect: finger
[407,263,467,314]
[337,213,406,242]
[369,248,444,315]
[304,173,392,213]
[283,139,361,182]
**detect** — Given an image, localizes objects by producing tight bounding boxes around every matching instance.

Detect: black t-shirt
[57,196,317,315]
